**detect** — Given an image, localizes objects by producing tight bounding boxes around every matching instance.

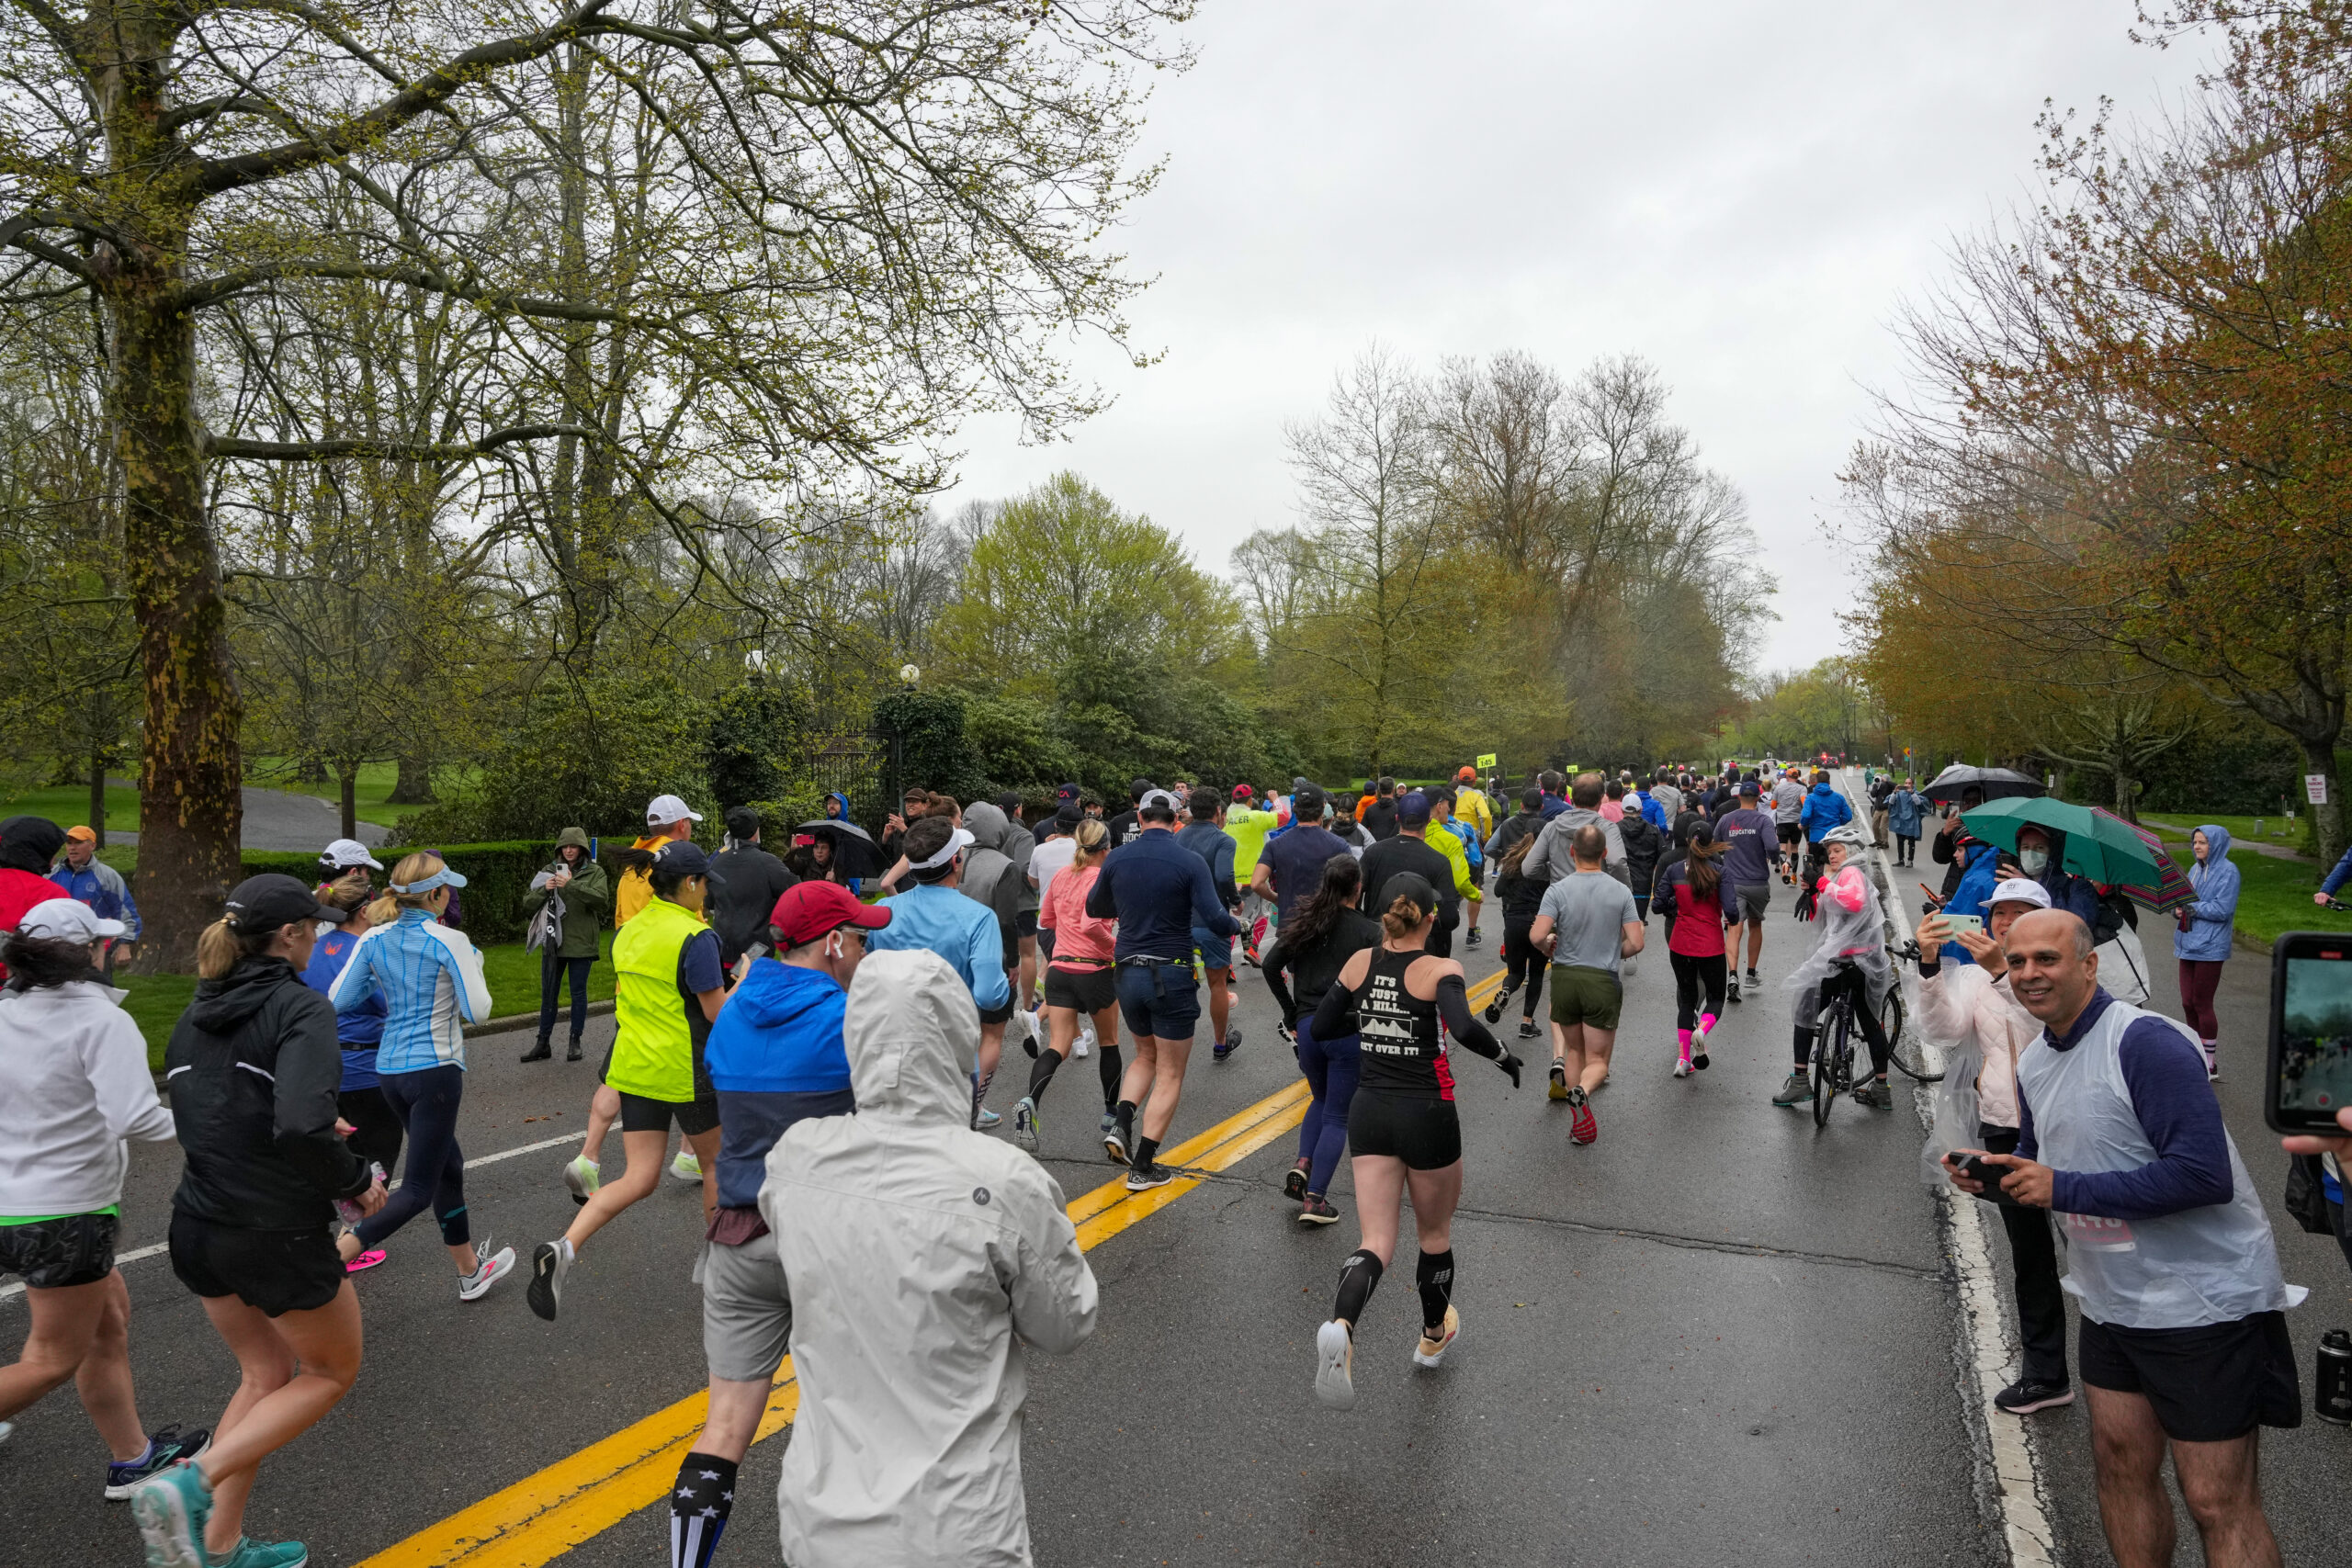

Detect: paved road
[101,778,392,852]
[5,783,2347,1566]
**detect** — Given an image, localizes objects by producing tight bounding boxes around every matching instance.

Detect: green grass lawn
[2139,811,2313,855]
[120,932,616,1071]
[0,781,141,835]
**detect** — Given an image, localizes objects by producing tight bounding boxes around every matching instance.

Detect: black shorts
[0,1211,118,1290]
[168,1210,343,1317]
[618,1090,720,1138]
[1044,963,1116,1014]
[1775,823,1801,846]
[2079,1311,2301,1441]
[1347,1089,1462,1170]
[1017,909,1038,939]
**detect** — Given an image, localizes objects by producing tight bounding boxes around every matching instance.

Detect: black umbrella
[798,819,886,880]
[1921,764,2046,805]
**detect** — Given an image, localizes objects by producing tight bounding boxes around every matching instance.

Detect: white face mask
[2018,847,2049,875]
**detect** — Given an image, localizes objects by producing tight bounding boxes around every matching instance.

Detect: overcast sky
[938,2,2213,672]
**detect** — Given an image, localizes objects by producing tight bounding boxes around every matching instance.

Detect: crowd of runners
[0,755,2341,1568]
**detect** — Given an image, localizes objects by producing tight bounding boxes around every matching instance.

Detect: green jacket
[522,848,610,960]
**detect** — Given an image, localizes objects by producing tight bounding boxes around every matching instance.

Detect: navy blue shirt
[2015,989,2233,1221]
[1258,824,1351,923]
[1086,827,1241,960]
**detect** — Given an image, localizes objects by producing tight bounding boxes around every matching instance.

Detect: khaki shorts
[703,1230,792,1382]
[1549,964,1623,1031]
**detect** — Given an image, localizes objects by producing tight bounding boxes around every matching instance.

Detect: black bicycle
[1808,953,1935,1127]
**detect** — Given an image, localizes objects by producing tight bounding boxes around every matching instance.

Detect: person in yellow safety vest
[1452,767,1495,840]
[1224,783,1282,964]
[528,840,728,1324]
[615,793,704,925]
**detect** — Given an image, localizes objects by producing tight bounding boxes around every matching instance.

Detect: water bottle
[334,1161,389,1227]
[2317,1328,2352,1425]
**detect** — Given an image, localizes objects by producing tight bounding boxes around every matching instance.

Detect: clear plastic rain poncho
[1782,859,1893,1018]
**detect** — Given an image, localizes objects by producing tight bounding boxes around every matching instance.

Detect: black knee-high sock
[1333,1247,1384,1325]
[1416,1248,1455,1334]
[1099,1044,1124,1109]
[1027,1047,1064,1102]
[670,1451,738,1568]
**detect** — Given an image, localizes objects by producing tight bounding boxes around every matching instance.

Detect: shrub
[875,687,986,799]
[704,678,815,811]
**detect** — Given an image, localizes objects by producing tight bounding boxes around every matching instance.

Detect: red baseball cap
[769,882,891,947]
[1230,783,1254,801]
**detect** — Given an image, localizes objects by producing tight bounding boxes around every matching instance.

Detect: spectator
[2173,825,2239,1080]
[1931,784,1988,902]
[709,807,797,974]
[1951,908,2298,1568]
[1916,880,2071,1416]
[1869,771,1895,847]
[1886,778,1928,867]
[0,899,200,1497]
[764,947,1097,1568]
[519,827,611,1065]
[48,825,139,976]
[881,786,931,864]
[0,816,66,980]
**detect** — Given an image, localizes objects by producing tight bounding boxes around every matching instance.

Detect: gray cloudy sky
[940,2,2212,671]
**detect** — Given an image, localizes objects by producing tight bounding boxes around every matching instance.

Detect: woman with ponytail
[1651,823,1736,1079]
[1261,852,1381,1225]
[1304,874,1522,1410]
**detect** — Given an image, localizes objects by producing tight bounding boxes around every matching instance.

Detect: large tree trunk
[388,753,436,805]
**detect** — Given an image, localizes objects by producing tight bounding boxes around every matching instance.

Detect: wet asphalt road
[6,787,2349,1566]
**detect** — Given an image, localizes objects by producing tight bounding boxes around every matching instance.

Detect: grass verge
[2141,823,2352,950]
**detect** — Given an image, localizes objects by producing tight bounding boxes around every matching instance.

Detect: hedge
[242,840,566,944]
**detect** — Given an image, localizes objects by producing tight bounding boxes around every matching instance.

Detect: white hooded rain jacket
[762,946,1098,1567]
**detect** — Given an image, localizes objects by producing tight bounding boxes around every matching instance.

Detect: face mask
[2018,848,2049,875]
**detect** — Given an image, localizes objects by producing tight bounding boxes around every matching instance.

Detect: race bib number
[2059,1212,2138,1252]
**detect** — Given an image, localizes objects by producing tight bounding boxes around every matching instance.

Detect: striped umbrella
[2088,807,2195,913]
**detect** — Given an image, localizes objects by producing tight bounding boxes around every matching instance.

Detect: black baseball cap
[223,874,337,935]
[1295,784,1326,819]
[724,806,761,840]
[1374,871,1440,923]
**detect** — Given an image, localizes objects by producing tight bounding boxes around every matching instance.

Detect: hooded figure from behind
[763,947,1097,1567]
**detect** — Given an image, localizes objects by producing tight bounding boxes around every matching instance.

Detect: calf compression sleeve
[1099,1044,1125,1109]
[670,1452,737,1568]
[1027,1046,1063,1102]
[1416,1248,1455,1334]
[1334,1247,1384,1326]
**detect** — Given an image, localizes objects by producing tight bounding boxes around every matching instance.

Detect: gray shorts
[703,1231,792,1382]
[1736,882,1770,922]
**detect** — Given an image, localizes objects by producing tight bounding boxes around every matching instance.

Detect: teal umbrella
[1961,795,2167,891]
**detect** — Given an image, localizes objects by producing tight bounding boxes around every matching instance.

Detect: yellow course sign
[1475,753,1497,769]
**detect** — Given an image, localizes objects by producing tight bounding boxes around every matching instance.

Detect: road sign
[1476,753,1497,769]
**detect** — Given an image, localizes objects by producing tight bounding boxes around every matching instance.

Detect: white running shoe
[1413,1305,1462,1369]
[1672,1057,1691,1078]
[562,1156,599,1206]
[1621,954,1638,979]
[458,1241,516,1302]
[1074,1021,1095,1058]
[669,1150,701,1183]
[1315,1320,1356,1409]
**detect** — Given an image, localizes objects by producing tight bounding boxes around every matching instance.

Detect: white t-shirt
[1030,837,1080,909]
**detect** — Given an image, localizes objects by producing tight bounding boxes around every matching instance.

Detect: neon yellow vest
[609,897,705,1102]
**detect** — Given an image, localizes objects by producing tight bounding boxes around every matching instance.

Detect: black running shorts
[618,1090,720,1138]
[1044,963,1116,1015]
[168,1211,343,1317]
[2079,1310,2300,1441]
[0,1211,118,1290]
[1347,1089,1462,1169]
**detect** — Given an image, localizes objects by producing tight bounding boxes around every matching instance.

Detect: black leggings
[1668,951,1725,1031]
[336,1084,405,1177]
[1501,919,1545,1018]
[356,1064,471,1249]
[1796,964,1890,1076]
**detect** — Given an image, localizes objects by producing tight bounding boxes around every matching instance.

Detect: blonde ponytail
[370,851,447,926]
[196,916,269,980]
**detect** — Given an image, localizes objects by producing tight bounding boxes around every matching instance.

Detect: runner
[1084,790,1243,1188]
[0,899,206,1499]
[1713,777,1779,1002]
[1175,790,1245,1060]
[1616,783,1664,925]
[1357,776,1400,841]
[326,852,514,1297]
[1105,777,1156,849]
[1776,822,1896,1110]
[1771,767,1806,883]
[1028,804,1094,1057]
[1307,874,1521,1408]
[0,817,67,978]
[136,874,385,1568]
[1430,790,1486,947]
[297,880,394,1273]
[865,815,1014,1130]
[1250,783,1350,960]
[526,842,726,1322]
[1651,825,1735,1078]
[1261,853,1381,1224]
[1481,789,1551,1040]
[671,881,887,1568]
[1452,768,1495,945]
[1529,825,1643,1145]
[1799,769,1852,887]
[956,800,1034,1126]
[708,807,797,973]
[1225,784,1280,964]
[1358,792,1474,958]
[1012,819,1126,1154]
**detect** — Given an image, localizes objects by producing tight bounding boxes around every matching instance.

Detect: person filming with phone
[1943,908,2300,1568]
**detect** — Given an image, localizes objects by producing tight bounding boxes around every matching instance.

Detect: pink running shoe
[1566,1087,1597,1145]
[345,1249,387,1274]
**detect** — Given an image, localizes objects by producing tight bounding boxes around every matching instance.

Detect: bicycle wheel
[1812,1007,1839,1127]
[1882,986,1942,1082]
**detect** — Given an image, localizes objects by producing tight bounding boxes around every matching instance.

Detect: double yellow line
[361,966,1503,1567]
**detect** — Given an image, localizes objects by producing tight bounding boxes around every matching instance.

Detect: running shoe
[1516,1019,1540,1040]
[106,1427,211,1501]
[1465,927,1482,947]
[1771,1071,1811,1106]
[458,1240,516,1302]
[1993,1377,2075,1416]
[214,1538,310,1568]
[1073,1021,1094,1059]
[669,1150,701,1183]
[1547,1061,1569,1101]
[974,1106,1001,1130]
[131,1460,212,1568]
[1124,1163,1172,1191]
[1283,1158,1310,1202]
[1277,1020,1296,1046]
[1012,1096,1042,1154]
[1483,990,1506,1024]
[0,1419,11,1446]
[1214,1025,1243,1063]
[1621,954,1637,979]
[1854,1079,1894,1111]
[563,1155,600,1206]
[1298,1194,1341,1225]
[343,1248,387,1275]
[1746,967,1760,988]
[1672,1056,1691,1079]
[1725,977,1741,1005]
[1566,1086,1596,1145]
[1690,1044,1710,1072]
[1101,1122,1129,1166]
[1314,1320,1356,1409]
[1413,1305,1461,1369]
[526,1240,569,1322]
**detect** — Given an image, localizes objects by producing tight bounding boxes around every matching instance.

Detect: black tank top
[1352,946,1454,1101]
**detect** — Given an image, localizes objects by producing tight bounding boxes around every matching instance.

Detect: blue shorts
[1116,961,1201,1041]
[1192,925,1234,972]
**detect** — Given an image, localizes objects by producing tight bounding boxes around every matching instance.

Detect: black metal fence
[809,729,900,834]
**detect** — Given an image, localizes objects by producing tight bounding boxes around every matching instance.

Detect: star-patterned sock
[670,1450,738,1568]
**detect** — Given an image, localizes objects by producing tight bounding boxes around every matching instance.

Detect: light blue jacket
[1885,789,1928,840]
[2173,824,2239,963]
[329,908,492,1073]
[866,884,1010,1011]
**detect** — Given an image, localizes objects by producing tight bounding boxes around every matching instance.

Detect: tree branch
[175,260,643,322]
[206,423,599,464]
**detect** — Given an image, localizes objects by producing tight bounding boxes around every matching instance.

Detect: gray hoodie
[1521,806,1629,886]
[958,803,1024,943]
[763,949,1097,1566]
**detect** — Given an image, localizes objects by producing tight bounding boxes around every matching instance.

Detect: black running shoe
[1297,1194,1341,1225]
[1283,1159,1310,1202]
[1516,1019,1540,1040]
[1993,1377,2075,1415]
[1125,1163,1173,1191]
[1726,977,1741,1005]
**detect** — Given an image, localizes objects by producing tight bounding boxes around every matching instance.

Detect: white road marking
[1844,769,2057,1568]
[1,1131,584,1303]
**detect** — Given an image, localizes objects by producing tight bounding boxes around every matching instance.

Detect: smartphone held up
[2266,932,2352,1134]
